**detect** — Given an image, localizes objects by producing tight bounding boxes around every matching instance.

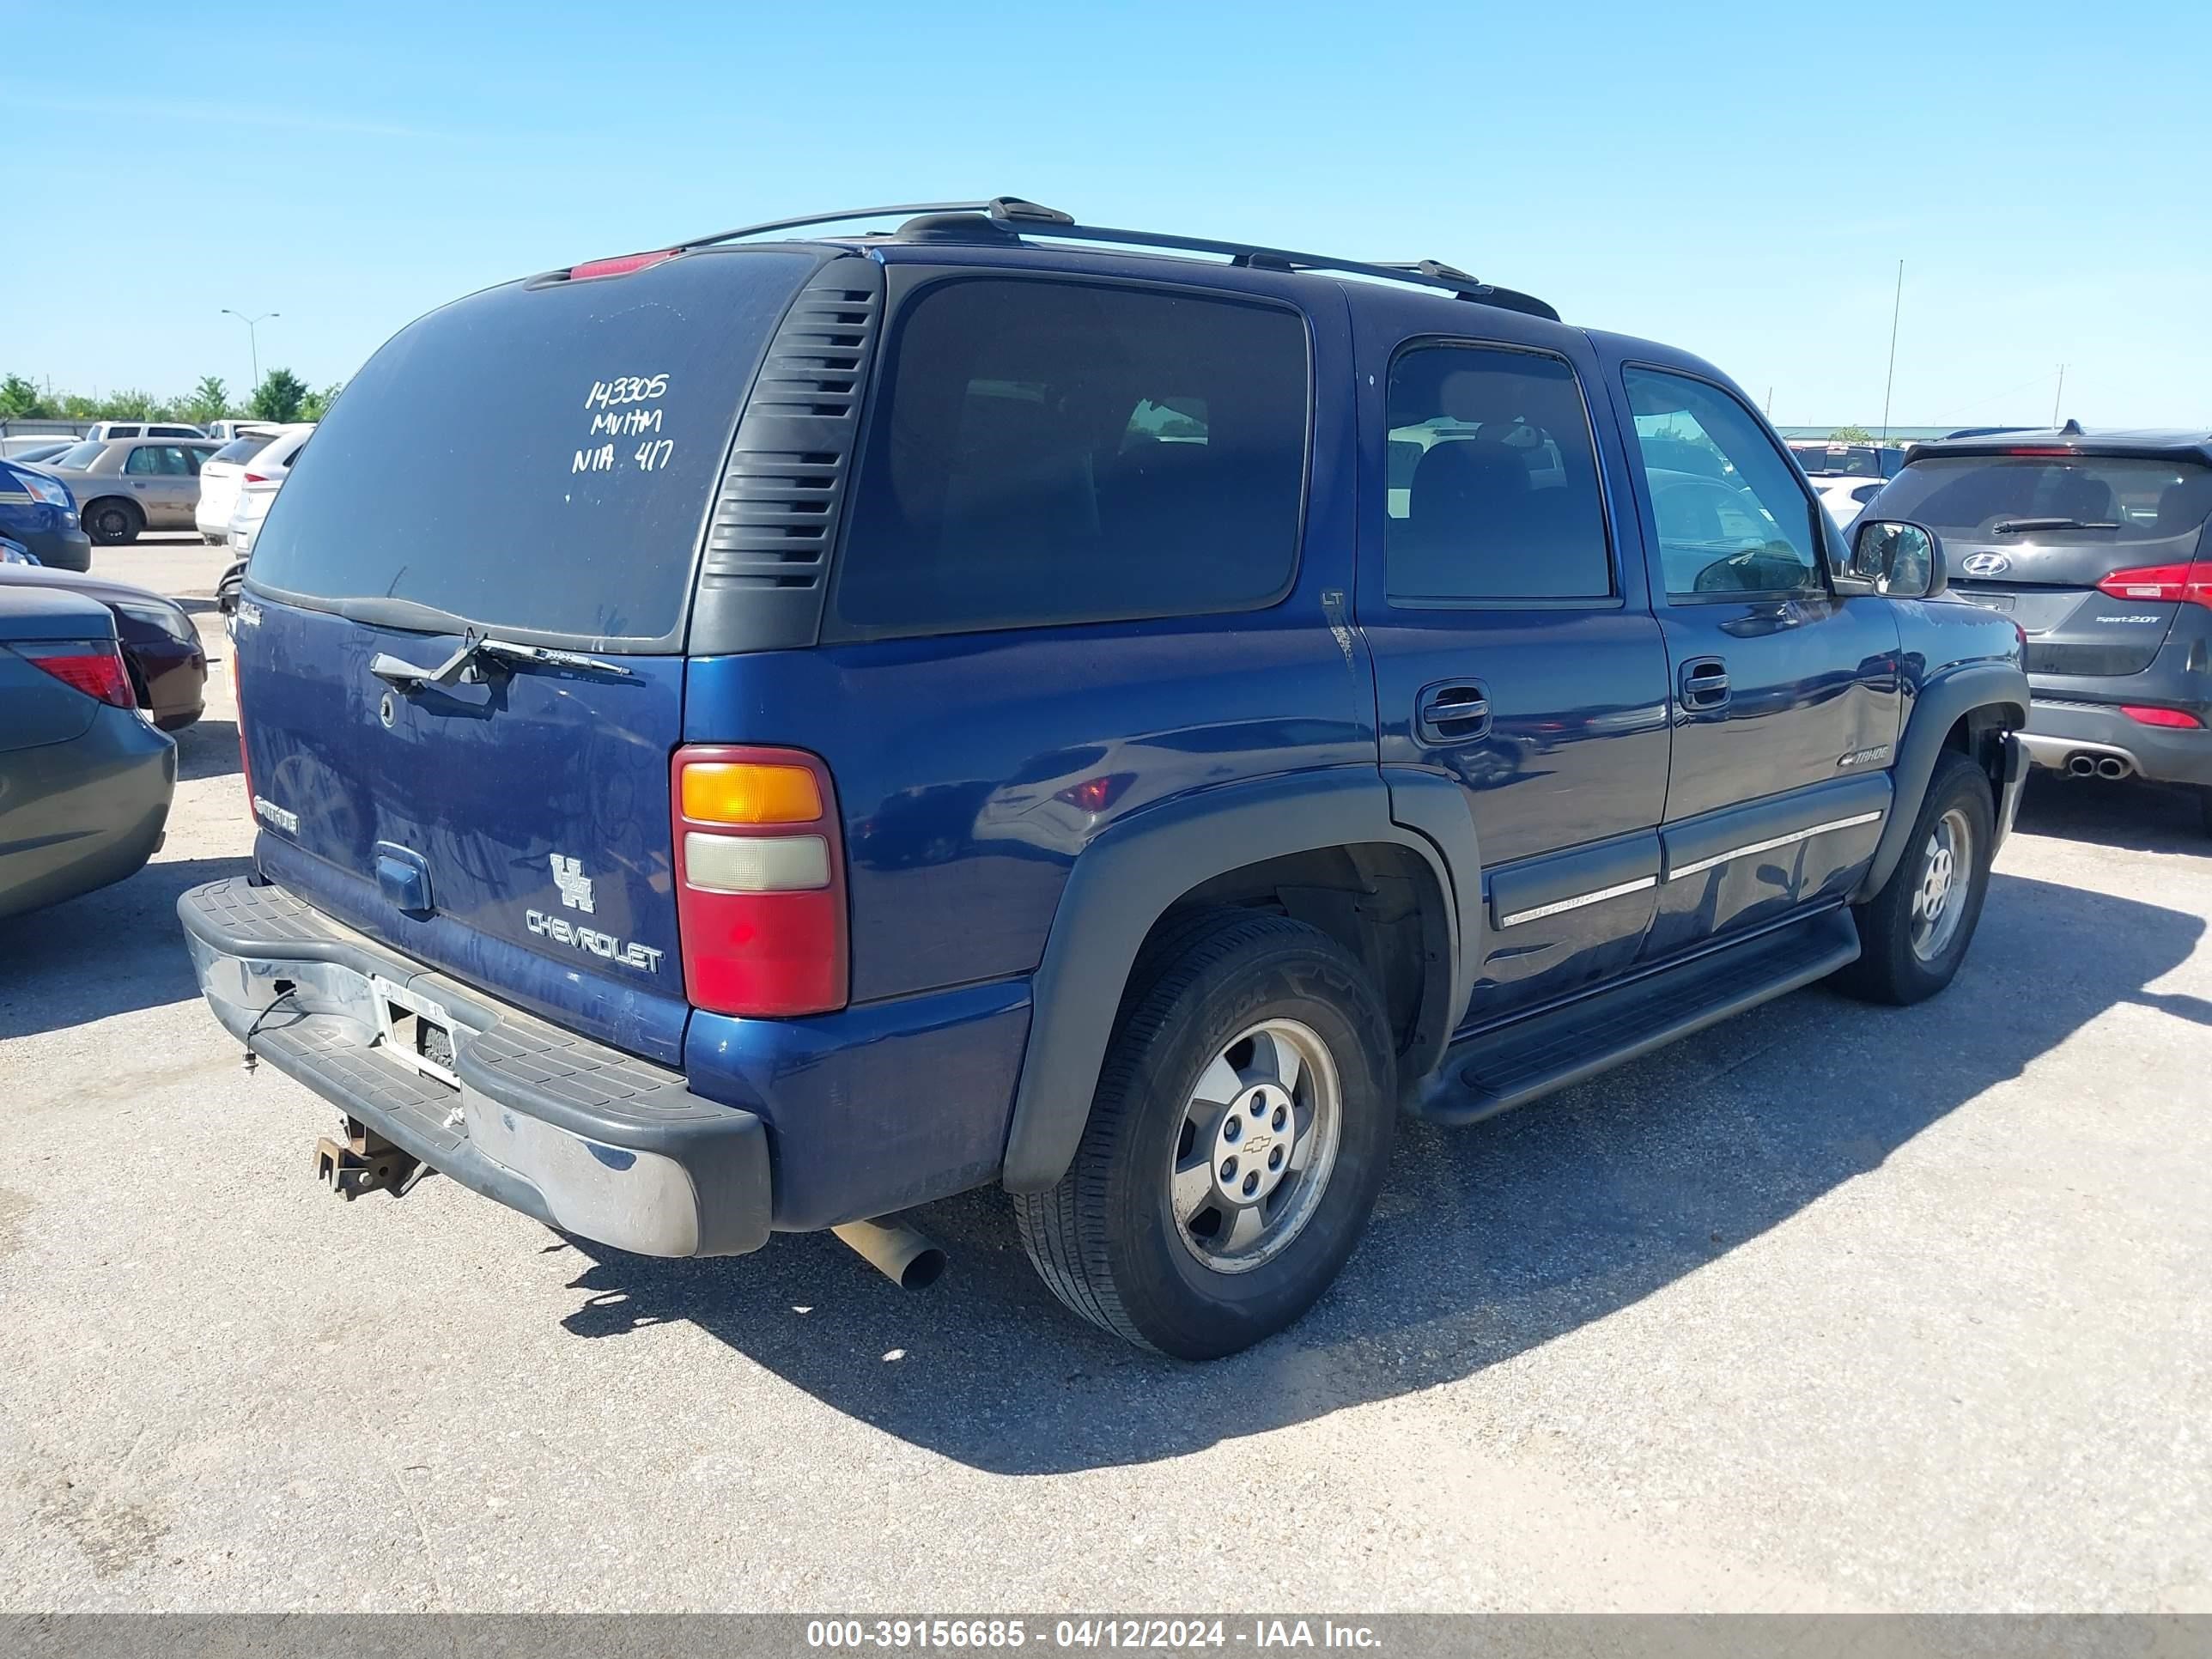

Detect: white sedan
[1813,474,1887,527]
[198,423,311,544]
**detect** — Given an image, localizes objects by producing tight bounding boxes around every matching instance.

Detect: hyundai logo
[1961,552,2012,577]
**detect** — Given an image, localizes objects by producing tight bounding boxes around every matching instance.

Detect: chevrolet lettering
[523,908,664,972]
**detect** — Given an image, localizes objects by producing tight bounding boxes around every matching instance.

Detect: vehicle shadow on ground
[176,716,240,781]
[555,866,2203,1474]
[0,854,248,1039]
[2014,772,2207,856]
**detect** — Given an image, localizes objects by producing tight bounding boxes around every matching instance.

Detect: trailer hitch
[313,1117,422,1200]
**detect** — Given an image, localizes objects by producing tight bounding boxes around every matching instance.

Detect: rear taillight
[2119,705,2203,729]
[242,472,270,484]
[672,745,848,1018]
[21,641,134,708]
[2097,561,2212,607]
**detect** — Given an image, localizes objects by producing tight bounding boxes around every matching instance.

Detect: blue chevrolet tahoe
[180,198,2030,1358]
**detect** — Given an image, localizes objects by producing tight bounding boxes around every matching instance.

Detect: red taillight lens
[22,641,134,708]
[2119,704,2203,729]
[2097,562,2212,607]
[672,744,848,1018]
[568,250,675,281]
[242,472,269,484]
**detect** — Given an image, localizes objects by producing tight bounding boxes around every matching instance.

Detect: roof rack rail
[676,198,1073,252]
[678,197,1560,322]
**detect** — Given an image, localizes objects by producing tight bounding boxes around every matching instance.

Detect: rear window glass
[211,434,276,465]
[248,247,817,644]
[1880,455,2212,544]
[831,277,1309,636]
[52,443,103,469]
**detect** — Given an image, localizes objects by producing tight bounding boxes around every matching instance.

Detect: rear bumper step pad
[178,876,770,1257]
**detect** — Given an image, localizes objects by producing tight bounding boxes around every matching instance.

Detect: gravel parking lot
[3,534,2208,1613]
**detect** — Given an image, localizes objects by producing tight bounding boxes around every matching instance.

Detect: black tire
[1833,750,1996,1006]
[84,498,142,546]
[1013,910,1395,1359]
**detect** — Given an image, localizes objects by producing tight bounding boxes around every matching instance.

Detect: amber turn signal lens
[681,762,823,824]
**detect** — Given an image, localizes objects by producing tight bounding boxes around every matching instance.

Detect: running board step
[1414,909,1861,1127]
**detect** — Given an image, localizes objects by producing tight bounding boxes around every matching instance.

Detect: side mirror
[1847,519,1947,599]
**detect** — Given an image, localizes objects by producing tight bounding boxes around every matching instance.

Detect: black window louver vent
[690,257,885,653]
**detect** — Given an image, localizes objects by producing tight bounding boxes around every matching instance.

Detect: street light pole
[1879,259,1903,447]
[220,309,279,390]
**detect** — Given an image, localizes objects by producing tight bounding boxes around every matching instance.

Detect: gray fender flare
[999,766,1480,1194]
[1857,659,2030,901]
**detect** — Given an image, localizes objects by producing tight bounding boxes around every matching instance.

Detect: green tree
[1830,424,1875,443]
[0,374,49,419]
[183,375,231,424]
[59,392,98,419]
[248,368,309,422]
[96,388,157,419]
[297,380,345,422]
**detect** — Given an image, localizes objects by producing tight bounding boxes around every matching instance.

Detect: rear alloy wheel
[84,499,143,546]
[1013,911,1395,1359]
[1834,750,1995,1005]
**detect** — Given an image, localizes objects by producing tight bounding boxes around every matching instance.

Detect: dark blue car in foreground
[179,198,2029,1357]
[0,459,91,572]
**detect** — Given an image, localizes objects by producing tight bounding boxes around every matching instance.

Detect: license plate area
[370,975,461,1090]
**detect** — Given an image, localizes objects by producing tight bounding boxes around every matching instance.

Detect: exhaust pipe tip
[2067,753,2099,777]
[2097,757,2130,779]
[833,1218,948,1291]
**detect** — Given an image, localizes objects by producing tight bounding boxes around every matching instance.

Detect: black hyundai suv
[1878,428,2212,830]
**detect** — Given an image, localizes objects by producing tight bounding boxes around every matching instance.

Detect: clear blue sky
[5,0,2207,429]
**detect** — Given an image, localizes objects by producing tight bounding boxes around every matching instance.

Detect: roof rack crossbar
[676,197,1559,320]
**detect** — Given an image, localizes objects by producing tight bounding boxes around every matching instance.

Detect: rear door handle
[1680,658,1730,712]
[1416,680,1491,744]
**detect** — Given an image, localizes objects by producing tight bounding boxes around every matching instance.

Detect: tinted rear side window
[1384,344,1612,601]
[211,434,276,465]
[248,247,817,645]
[831,277,1310,636]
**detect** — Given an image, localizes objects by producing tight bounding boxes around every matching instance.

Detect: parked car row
[7,424,313,552]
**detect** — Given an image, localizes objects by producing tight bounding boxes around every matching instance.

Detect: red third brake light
[22,641,134,708]
[2097,562,2212,608]
[568,250,675,282]
[671,745,848,1018]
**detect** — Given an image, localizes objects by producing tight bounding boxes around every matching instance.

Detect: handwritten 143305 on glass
[575,373,675,473]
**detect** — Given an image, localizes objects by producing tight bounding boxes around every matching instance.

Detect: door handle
[1680,658,1730,712]
[1416,680,1491,744]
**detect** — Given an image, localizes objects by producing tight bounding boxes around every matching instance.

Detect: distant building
[1775,426,1957,443]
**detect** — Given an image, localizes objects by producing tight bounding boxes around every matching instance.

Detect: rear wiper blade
[1994,517,2119,533]
[369,629,633,690]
